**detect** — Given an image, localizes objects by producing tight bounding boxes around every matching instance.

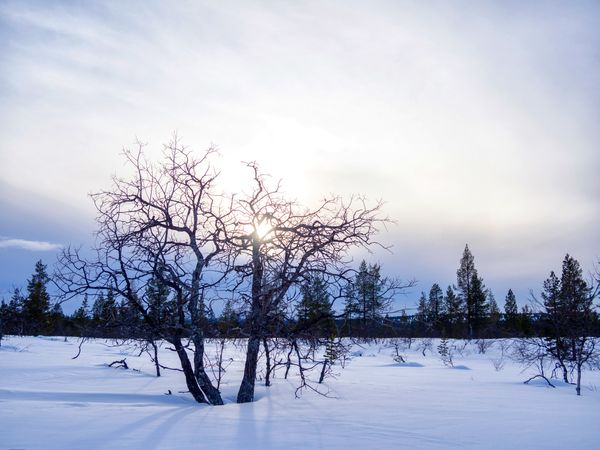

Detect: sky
[1,0,599,312]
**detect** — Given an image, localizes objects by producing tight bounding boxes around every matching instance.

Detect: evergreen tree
[118,298,141,336]
[219,299,240,334]
[22,260,51,335]
[469,272,488,338]
[298,276,332,328]
[558,254,595,395]
[437,337,453,367]
[504,289,518,330]
[72,295,90,322]
[415,291,430,335]
[444,285,463,334]
[92,290,118,331]
[343,280,359,320]
[541,270,565,377]
[486,290,500,333]
[456,245,487,338]
[427,283,444,325]
[519,304,533,336]
[416,291,428,323]
[541,254,596,394]
[2,289,24,335]
[344,260,389,324]
[145,271,172,332]
[72,294,90,334]
[48,303,65,335]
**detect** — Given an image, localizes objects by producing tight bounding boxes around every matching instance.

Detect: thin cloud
[0,238,62,251]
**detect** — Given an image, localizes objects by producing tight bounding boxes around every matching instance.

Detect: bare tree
[226,163,393,403]
[511,337,556,388]
[56,138,230,405]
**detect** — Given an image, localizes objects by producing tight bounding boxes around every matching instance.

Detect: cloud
[0,238,62,252]
[0,0,598,304]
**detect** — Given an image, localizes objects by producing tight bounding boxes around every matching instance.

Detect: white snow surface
[1,336,599,449]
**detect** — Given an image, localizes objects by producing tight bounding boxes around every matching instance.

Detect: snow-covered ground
[1,336,599,449]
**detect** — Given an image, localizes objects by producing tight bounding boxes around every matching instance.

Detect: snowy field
[1,336,599,450]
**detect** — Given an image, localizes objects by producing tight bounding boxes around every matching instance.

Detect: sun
[253,219,273,240]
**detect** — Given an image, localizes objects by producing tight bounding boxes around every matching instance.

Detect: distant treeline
[2,248,598,341]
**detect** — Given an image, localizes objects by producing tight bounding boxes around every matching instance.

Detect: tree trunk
[192,332,224,405]
[318,359,329,384]
[576,363,582,396]
[263,338,271,387]
[284,343,294,379]
[237,336,261,403]
[237,236,264,403]
[558,359,569,384]
[151,340,161,377]
[173,338,207,404]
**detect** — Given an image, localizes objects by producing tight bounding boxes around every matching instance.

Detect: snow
[1,336,599,449]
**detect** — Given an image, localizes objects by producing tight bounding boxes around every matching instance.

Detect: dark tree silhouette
[226,163,393,403]
[56,138,230,405]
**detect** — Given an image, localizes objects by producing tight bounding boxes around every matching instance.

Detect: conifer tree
[415,291,429,335]
[543,254,596,394]
[72,294,90,334]
[92,290,118,332]
[2,289,24,335]
[456,245,476,336]
[219,300,240,335]
[145,271,172,333]
[298,276,332,331]
[469,272,488,338]
[559,254,596,395]
[519,304,533,336]
[456,245,487,338]
[73,294,89,321]
[48,303,65,334]
[540,270,567,379]
[444,285,463,335]
[504,289,518,330]
[22,260,51,335]
[486,290,500,333]
[427,283,444,325]
[344,260,390,324]
[416,291,428,323]
[437,337,453,367]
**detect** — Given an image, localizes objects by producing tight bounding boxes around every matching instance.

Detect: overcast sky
[1,0,599,311]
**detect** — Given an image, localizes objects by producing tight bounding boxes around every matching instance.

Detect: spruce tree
[444,285,463,335]
[504,289,518,330]
[486,290,500,332]
[72,294,90,333]
[416,291,428,322]
[3,289,24,335]
[22,260,51,335]
[469,272,488,338]
[344,260,389,324]
[437,336,453,367]
[427,283,444,326]
[219,300,240,335]
[48,303,65,335]
[456,245,487,338]
[520,304,533,336]
[416,291,429,335]
[343,280,359,319]
[541,254,596,394]
[146,271,172,333]
[541,271,566,379]
[92,291,106,323]
[557,254,594,394]
[297,276,333,333]
[92,290,118,332]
